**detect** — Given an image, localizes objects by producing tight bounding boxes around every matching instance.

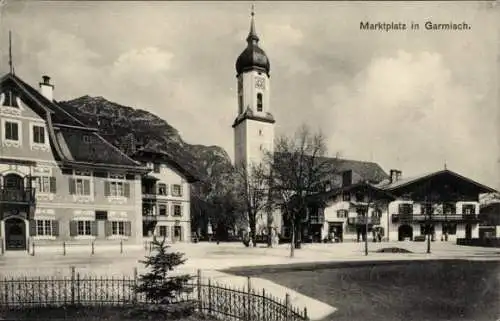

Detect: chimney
[342,170,352,187]
[390,169,402,183]
[39,75,54,101]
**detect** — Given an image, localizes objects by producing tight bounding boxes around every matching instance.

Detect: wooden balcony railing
[0,188,36,203]
[391,213,479,223]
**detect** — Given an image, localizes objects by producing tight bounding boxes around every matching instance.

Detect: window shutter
[52,220,59,236]
[69,178,75,194]
[29,220,37,236]
[179,185,183,197]
[91,221,98,236]
[171,226,176,241]
[124,183,130,198]
[69,221,78,236]
[105,221,112,236]
[165,184,169,196]
[50,177,57,193]
[125,221,132,236]
[104,181,110,196]
[83,180,90,195]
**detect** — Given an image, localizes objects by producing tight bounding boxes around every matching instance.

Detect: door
[174,226,182,242]
[465,224,472,240]
[5,218,26,250]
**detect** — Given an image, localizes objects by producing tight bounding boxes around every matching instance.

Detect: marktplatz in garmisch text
[360,21,471,31]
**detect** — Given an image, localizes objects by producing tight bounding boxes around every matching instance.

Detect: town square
[0,1,498,320]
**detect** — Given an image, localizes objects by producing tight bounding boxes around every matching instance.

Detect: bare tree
[264,124,332,257]
[234,161,269,247]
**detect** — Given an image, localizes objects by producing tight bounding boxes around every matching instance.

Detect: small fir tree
[133,237,193,306]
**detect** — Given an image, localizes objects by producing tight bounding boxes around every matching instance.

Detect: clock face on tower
[255,77,265,90]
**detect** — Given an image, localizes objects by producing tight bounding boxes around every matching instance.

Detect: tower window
[257,93,263,112]
[258,129,262,136]
[238,95,243,114]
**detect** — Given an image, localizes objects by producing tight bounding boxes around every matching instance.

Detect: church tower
[232,8,275,169]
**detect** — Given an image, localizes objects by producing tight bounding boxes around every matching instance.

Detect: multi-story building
[380,168,497,242]
[306,167,497,243]
[0,72,149,252]
[132,148,198,243]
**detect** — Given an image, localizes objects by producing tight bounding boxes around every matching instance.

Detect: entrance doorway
[398,224,413,241]
[4,218,26,250]
[173,226,182,242]
[465,224,472,240]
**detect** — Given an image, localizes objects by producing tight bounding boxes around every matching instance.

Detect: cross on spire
[246,3,259,44]
[8,30,14,74]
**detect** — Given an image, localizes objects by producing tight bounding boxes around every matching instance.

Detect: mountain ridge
[58,95,233,181]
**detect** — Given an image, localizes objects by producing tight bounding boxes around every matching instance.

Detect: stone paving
[1,241,499,320]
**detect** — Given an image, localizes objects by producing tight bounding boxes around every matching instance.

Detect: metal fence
[0,267,308,321]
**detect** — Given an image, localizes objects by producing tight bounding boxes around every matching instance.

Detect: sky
[0,1,499,189]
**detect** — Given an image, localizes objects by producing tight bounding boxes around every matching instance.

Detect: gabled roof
[307,181,397,204]
[273,152,389,183]
[0,73,148,173]
[379,169,497,194]
[132,148,200,183]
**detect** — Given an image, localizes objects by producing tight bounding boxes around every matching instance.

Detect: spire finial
[444,160,447,170]
[246,3,259,44]
[8,30,13,74]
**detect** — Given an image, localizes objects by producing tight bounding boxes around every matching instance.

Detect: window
[159,226,168,237]
[443,203,456,214]
[238,95,243,114]
[337,210,348,218]
[35,176,55,194]
[158,183,167,195]
[172,184,182,197]
[153,163,161,173]
[398,203,413,215]
[342,193,351,202]
[105,174,129,198]
[36,220,53,236]
[257,93,263,112]
[95,211,108,220]
[356,208,367,217]
[173,204,182,217]
[77,220,92,236]
[372,209,382,219]
[73,178,91,195]
[4,121,19,141]
[259,129,262,136]
[2,91,18,107]
[421,203,433,215]
[82,135,91,143]
[462,204,475,215]
[33,125,45,144]
[112,221,125,236]
[159,204,167,216]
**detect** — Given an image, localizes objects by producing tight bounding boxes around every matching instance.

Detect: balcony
[391,213,480,223]
[309,215,325,225]
[0,188,35,203]
[348,216,380,226]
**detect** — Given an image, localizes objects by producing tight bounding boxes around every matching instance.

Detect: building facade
[133,149,198,243]
[0,73,149,252]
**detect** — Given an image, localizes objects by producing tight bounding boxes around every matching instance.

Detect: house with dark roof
[131,148,199,243]
[0,72,149,253]
[302,166,497,243]
[377,168,497,242]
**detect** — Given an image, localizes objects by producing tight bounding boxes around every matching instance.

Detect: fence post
[304,307,308,320]
[31,241,35,256]
[262,288,266,321]
[1,237,4,255]
[76,272,81,304]
[70,266,76,305]
[133,267,138,304]
[91,241,94,255]
[197,269,202,313]
[120,239,123,254]
[285,293,290,321]
[247,276,251,321]
[63,242,66,256]
[207,278,212,315]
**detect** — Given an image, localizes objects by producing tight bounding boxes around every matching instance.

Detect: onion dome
[235,10,270,76]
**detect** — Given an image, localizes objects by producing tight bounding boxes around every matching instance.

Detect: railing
[348,216,380,225]
[0,188,35,203]
[391,213,479,223]
[0,268,309,321]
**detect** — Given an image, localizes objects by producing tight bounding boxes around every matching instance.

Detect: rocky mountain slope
[58,96,233,182]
